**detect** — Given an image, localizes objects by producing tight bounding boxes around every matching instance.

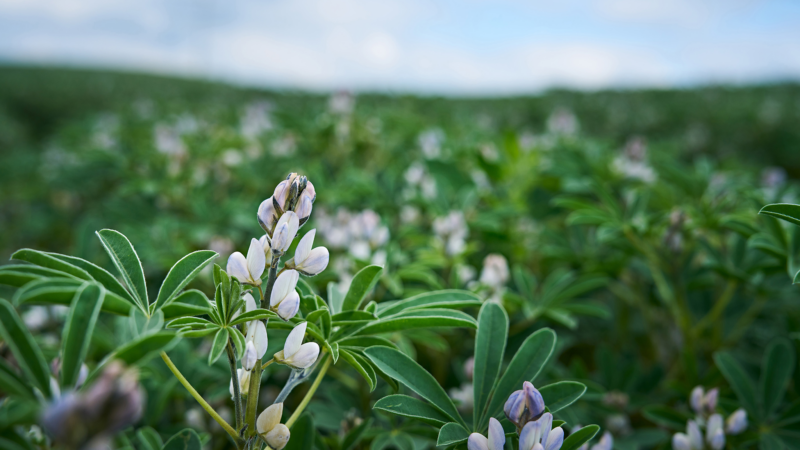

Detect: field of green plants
[1,66,800,450]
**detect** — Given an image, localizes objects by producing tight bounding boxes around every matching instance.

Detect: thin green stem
[227,341,243,431]
[261,357,276,371]
[285,354,332,429]
[160,351,241,446]
[244,364,262,437]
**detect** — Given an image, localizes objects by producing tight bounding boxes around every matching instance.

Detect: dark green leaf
[561,425,600,450]
[364,346,465,427]
[474,302,508,426]
[539,381,586,413]
[136,427,163,450]
[377,290,482,317]
[0,358,34,399]
[0,299,51,397]
[0,265,76,287]
[331,310,377,325]
[285,414,315,450]
[209,328,229,365]
[10,249,92,281]
[154,250,217,311]
[96,229,149,312]
[760,204,800,228]
[341,417,371,450]
[340,349,376,391]
[161,429,202,450]
[336,336,398,349]
[761,339,796,417]
[356,309,477,336]
[61,282,105,387]
[760,433,784,450]
[373,394,450,426]
[642,406,692,430]
[47,253,137,305]
[436,423,470,446]
[341,265,383,311]
[714,352,758,415]
[13,278,133,316]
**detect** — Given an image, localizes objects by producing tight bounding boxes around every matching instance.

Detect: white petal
[284,322,307,358]
[298,247,329,276]
[270,270,299,307]
[539,413,553,448]
[258,197,277,231]
[488,417,505,450]
[687,421,703,450]
[247,238,266,281]
[273,180,289,209]
[265,423,291,450]
[468,434,489,450]
[276,291,300,321]
[303,181,316,201]
[519,422,539,450]
[296,195,313,219]
[242,341,257,370]
[227,252,251,284]
[543,427,563,450]
[287,342,319,369]
[244,292,258,312]
[271,222,291,253]
[256,402,283,434]
[285,211,300,243]
[294,229,315,264]
[254,321,268,359]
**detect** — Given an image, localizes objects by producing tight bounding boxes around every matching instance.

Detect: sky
[1,0,799,94]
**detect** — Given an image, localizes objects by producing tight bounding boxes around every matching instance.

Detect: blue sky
[1,0,799,94]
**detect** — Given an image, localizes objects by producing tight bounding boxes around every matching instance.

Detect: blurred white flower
[418,129,444,159]
[221,149,243,167]
[433,211,468,256]
[400,205,420,224]
[154,124,186,156]
[329,91,354,115]
[241,101,273,139]
[546,108,579,136]
[726,409,747,435]
[480,254,509,289]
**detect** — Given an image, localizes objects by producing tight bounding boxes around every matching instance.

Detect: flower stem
[227,340,243,431]
[160,351,241,446]
[285,354,331,429]
[261,357,275,371]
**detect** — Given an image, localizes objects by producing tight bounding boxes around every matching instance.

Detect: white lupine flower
[288,229,329,276]
[672,433,692,450]
[271,211,300,254]
[468,417,505,450]
[270,270,300,320]
[257,403,290,450]
[275,322,319,369]
[258,234,274,263]
[519,413,564,450]
[673,420,704,450]
[229,369,251,397]
[726,409,747,434]
[242,341,257,371]
[258,197,278,234]
[227,238,266,286]
[245,318,268,361]
[480,254,510,288]
[706,414,725,450]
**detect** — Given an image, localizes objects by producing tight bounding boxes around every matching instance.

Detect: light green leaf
[341,265,383,311]
[154,250,217,311]
[209,328,229,365]
[714,352,758,415]
[340,349,376,391]
[13,278,133,316]
[161,429,201,450]
[162,290,212,319]
[129,308,164,338]
[332,310,376,325]
[436,423,470,446]
[327,282,344,315]
[474,302,508,427]
[364,346,465,427]
[373,394,450,426]
[229,327,246,356]
[0,299,51,397]
[96,229,149,312]
[228,309,278,326]
[61,282,105,387]
[47,253,138,305]
[761,339,796,417]
[356,309,477,336]
[760,203,800,228]
[485,328,556,421]
[377,290,482,317]
[539,381,587,413]
[10,249,92,281]
[166,317,214,328]
[561,425,600,450]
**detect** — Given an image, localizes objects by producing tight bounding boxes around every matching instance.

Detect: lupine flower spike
[468,417,505,450]
[274,322,320,369]
[227,238,266,286]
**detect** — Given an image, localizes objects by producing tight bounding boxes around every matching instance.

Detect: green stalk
[286,354,332,428]
[227,341,243,431]
[161,351,241,446]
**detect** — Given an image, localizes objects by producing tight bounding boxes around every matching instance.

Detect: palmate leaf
[61,282,105,387]
[0,299,52,398]
[473,302,508,427]
[365,346,466,428]
[154,250,217,312]
[760,203,800,228]
[341,265,383,311]
[373,395,450,426]
[47,252,138,305]
[96,229,149,312]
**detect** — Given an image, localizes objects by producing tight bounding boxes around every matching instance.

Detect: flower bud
[296,193,313,221]
[230,369,251,397]
[726,408,747,435]
[287,229,329,276]
[242,341,257,371]
[687,421,703,450]
[672,433,691,450]
[257,403,283,435]
[708,429,725,450]
[275,322,320,369]
[704,388,718,414]
[258,197,278,234]
[271,211,300,254]
[690,386,704,414]
[504,381,545,427]
[266,424,291,450]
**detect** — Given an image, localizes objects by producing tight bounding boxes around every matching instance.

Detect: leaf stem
[160,351,241,446]
[285,354,331,429]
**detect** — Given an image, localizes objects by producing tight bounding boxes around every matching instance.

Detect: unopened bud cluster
[672,386,747,450]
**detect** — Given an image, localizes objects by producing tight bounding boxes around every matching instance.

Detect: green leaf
[377,290,482,317]
[364,346,465,427]
[328,342,340,364]
[714,352,758,415]
[356,309,477,336]
[154,250,217,311]
[13,278,133,316]
[228,309,278,326]
[642,406,692,430]
[48,253,138,305]
[341,265,383,311]
[179,327,219,338]
[340,349,376,391]
[474,302,508,427]
[0,265,76,286]
[162,290,212,319]
[760,204,800,228]
[61,282,105,387]
[332,310,377,324]
[327,282,344,315]
[0,358,34,399]
[341,417,371,450]
[485,328,556,421]
[96,229,149,312]
[436,423,470,446]
[209,328,229,365]
[761,339,796,417]
[760,433,784,450]
[373,394,450,426]
[136,427,163,450]
[166,317,214,328]
[285,414,315,450]
[229,327,246,356]
[337,336,398,349]
[161,428,202,450]
[539,381,586,413]
[10,249,92,281]
[561,425,600,450]
[86,331,180,387]
[129,308,164,337]
[0,299,51,397]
